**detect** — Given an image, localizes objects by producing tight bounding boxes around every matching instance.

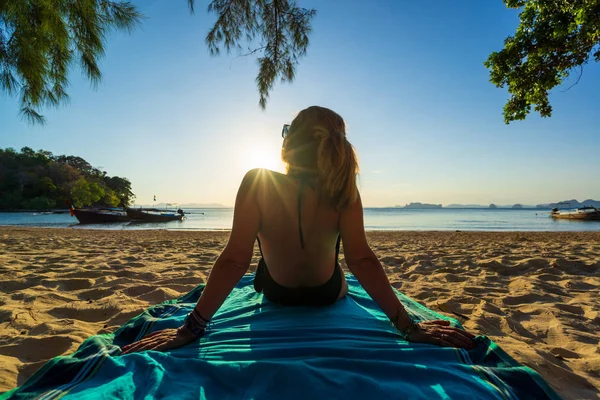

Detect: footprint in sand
[47,305,121,323]
[123,262,146,268]
[62,270,105,279]
[122,285,155,297]
[78,288,114,301]
[536,273,563,282]
[136,288,181,303]
[440,273,469,283]
[0,336,74,362]
[551,347,581,359]
[561,279,598,291]
[553,303,584,315]
[500,317,538,340]
[502,293,557,306]
[0,280,31,293]
[40,278,95,291]
[380,256,406,266]
[101,309,147,331]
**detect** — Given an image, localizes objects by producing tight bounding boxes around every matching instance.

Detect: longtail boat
[125,207,184,222]
[551,206,600,220]
[72,208,130,224]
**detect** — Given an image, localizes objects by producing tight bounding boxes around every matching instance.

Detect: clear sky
[1,0,599,207]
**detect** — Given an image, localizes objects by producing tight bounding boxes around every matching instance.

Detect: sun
[242,145,286,172]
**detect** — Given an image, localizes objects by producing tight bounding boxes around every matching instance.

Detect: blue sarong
[1,275,561,399]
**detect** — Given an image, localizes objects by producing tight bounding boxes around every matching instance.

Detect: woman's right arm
[340,193,475,349]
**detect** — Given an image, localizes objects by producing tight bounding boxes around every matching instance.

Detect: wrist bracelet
[391,308,416,339]
[179,309,210,338]
[401,317,417,340]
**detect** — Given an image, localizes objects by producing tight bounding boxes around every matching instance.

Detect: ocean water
[1,208,600,232]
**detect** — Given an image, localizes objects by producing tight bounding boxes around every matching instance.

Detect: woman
[122,106,474,354]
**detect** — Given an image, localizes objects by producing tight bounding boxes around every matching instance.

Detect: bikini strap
[298,182,306,249]
[256,236,264,256]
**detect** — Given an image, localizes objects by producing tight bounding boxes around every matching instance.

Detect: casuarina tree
[1,0,315,123]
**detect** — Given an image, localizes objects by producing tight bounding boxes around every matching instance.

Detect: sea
[1,208,600,232]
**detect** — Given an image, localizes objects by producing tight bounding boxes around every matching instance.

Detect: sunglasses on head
[281,124,290,138]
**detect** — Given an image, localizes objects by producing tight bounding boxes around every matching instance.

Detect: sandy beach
[0,227,598,398]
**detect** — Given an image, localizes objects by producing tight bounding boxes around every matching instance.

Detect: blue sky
[1,0,599,207]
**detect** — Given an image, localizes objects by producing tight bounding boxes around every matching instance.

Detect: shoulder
[240,168,289,187]
[237,169,285,196]
[340,190,363,215]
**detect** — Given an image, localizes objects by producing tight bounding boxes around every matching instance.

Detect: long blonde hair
[281,106,359,211]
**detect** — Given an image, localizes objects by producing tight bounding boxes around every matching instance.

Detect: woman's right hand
[408,319,476,349]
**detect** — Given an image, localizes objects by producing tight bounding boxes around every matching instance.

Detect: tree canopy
[485,0,600,123]
[3,1,597,124]
[203,0,315,108]
[0,0,142,124]
[1,0,315,122]
[0,147,135,210]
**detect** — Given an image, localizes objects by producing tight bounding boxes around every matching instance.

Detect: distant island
[445,204,489,208]
[398,202,442,209]
[391,199,600,209]
[536,199,600,209]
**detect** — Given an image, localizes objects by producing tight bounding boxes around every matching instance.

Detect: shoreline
[4,208,600,233]
[4,224,600,233]
[1,227,599,398]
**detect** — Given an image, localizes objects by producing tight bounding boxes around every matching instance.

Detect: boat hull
[126,208,184,222]
[73,209,130,224]
[551,213,600,220]
[551,207,600,221]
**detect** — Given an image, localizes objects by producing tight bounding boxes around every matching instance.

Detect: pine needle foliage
[1,0,315,123]
[0,0,141,124]
[201,0,316,108]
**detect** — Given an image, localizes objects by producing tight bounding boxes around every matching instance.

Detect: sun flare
[241,145,285,173]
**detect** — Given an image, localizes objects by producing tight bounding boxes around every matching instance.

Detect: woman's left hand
[121,327,197,354]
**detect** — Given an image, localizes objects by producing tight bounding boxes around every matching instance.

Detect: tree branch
[274,0,280,66]
[236,46,267,58]
[560,65,583,92]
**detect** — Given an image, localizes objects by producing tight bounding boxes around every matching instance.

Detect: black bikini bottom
[253,259,342,306]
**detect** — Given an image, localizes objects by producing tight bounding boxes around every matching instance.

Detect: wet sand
[1,227,599,398]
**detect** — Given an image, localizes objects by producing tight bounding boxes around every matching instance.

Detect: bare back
[253,169,340,287]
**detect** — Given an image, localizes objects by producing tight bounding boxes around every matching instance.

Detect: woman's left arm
[121,170,261,354]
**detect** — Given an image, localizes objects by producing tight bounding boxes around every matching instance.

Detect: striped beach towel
[1,275,561,399]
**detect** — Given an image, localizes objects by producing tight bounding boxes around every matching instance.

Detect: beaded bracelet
[391,307,417,340]
[179,308,210,338]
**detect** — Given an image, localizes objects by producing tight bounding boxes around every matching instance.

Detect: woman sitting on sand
[122,106,475,354]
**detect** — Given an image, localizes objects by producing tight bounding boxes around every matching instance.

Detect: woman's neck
[287,167,317,183]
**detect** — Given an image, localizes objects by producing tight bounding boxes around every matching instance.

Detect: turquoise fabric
[2,275,561,400]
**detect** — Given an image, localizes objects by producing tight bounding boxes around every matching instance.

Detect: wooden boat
[550,206,600,220]
[125,207,184,222]
[73,208,130,224]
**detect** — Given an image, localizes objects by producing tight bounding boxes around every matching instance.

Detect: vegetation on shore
[0,147,134,210]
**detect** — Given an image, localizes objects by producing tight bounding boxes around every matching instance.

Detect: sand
[0,227,599,398]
